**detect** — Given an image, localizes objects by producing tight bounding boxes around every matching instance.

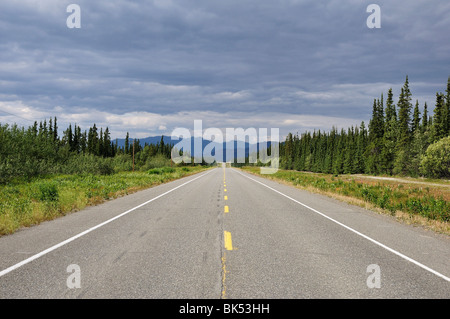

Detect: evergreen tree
[64,124,73,151]
[74,126,80,152]
[88,124,99,155]
[98,127,104,156]
[159,135,165,154]
[421,102,428,133]
[445,76,450,136]
[103,127,112,157]
[397,76,413,148]
[48,118,54,142]
[53,117,58,142]
[323,127,336,173]
[275,75,449,179]
[125,132,130,155]
[431,92,446,142]
[80,130,87,153]
[381,90,398,175]
[284,133,294,169]
[394,76,413,175]
[367,97,385,174]
[412,100,421,135]
[343,127,356,174]
[31,121,38,137]
[332,129,345,174]
[355,122,367,173]
[385,88,396,122]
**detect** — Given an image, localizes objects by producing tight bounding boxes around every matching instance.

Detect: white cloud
[0,0,448,140]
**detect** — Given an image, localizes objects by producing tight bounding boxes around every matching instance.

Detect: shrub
[142,154,172,170]
[420,136,450,178]
[38,182,59,202]
[161,167,175,173]
[112,154,133,172]
[147,166,176,175]
[148,168,163,175]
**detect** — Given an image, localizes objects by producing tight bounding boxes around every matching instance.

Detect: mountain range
[113,136,275,162]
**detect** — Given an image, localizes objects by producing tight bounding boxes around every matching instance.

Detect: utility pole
[132,138,135,172]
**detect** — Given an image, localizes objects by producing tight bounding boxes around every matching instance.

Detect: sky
[0,0,449,141]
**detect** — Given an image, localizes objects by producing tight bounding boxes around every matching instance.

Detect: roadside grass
[239,167,450,236]
[0,166,209,236]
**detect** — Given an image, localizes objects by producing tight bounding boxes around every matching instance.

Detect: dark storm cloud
[0,0,449,138]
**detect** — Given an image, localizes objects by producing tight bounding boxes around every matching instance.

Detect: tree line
[0,118,174,183]
[280,76,450,178]
[2,75,448,182]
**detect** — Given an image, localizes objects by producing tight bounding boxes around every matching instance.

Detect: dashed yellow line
[224,231,233,251]
[221,252,228,299]
[224,195,228,200]
[224,205,229,213]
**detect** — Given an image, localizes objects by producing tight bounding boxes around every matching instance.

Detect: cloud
[0,98,363,142]
[0,0,449,139]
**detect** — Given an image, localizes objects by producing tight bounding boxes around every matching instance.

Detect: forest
[0,118,175,184]
[279,76,450,179]
[1,76,449,185]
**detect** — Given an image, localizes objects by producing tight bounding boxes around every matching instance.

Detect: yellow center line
[224,231,233,250]
[221,252,228,299]
[224,195,228,200]
[224,189,227,192]
[224,205,229,213]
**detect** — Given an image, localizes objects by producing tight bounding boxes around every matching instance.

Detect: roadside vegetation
[275,76,450,179]
[0,165,209,236]
[0,118,212,236]
[233,76,449,234]
[240,166,449,235]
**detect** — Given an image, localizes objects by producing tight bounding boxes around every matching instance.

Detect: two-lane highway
[0,166,449,298]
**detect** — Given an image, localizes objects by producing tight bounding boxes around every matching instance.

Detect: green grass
[0,166,209,236]
[240,167,450,225]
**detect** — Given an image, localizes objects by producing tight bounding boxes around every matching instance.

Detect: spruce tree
[397,76,413,148]
[88,124,98,155]
[284,133,293,169]
[394,76,413,175]
[103,127,111,157]
[421,102,428,133]
[80,130,87,153]
[73,124,80,153]
[65,124,73,151]
[367,97,385,174]
[431,92,446,142]
[445,76,450,136]
[125,132,130,155]
[385,88,396,121]
[53,117,58,142]
[356,121,367,173]
[382,89,398,175]
[412,100,421,135]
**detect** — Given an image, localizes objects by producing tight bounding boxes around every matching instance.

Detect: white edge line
[0,169,214,278]
[235,169,450,283]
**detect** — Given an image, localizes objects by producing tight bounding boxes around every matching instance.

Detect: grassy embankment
[0,166,210,236]
[239,166,450,236]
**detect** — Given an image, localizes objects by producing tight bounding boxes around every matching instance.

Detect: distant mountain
[112,135,174,148]
[113,135,274,162]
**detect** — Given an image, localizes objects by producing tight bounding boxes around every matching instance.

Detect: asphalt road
[0,166,449,298]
